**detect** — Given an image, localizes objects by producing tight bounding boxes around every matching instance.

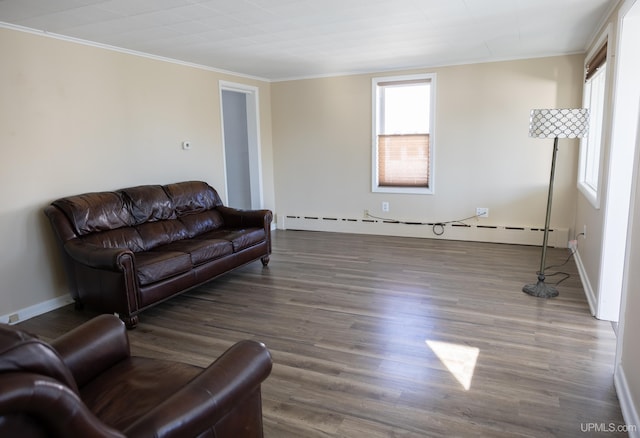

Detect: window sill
[578,181,600,209]
[372,185,434,195]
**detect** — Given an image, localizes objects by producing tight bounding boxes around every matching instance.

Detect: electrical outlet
[382,202,389,212]
[364,209,369,218]
[8,313,19,324]
[476,207,489,218]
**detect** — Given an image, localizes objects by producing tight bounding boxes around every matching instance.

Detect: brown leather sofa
[0,314,272,437]
[45,181,272,328]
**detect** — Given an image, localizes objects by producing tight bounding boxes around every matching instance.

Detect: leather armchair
[0,315,272,437]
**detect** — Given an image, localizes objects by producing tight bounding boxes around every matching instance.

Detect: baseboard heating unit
[280,215,569,247]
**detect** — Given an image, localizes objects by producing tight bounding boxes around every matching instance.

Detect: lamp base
[523,277,559,298]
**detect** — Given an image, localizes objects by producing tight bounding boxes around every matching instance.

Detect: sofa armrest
[51,315,131,388]
[0,373,125,438]
[124,340,273,438]
[64,240,134,271]
[217,206,273,230]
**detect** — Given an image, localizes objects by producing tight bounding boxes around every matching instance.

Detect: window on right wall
[578,36,608,208]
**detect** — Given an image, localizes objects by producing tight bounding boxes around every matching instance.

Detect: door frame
[599,0,640,322]
[615,0,640,366]
[219,80,264,209]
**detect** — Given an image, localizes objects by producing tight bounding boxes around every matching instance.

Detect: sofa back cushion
[0,324,78,393]
[179,210,225,238]
[136,220,189,250]
[81,228,146,252]
[50,181,224,250]
[164,181,223,216]
[120,185,176,224]
[53,192,133,236]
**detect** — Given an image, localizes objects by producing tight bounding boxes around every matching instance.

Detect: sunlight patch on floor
[426,340,479,390]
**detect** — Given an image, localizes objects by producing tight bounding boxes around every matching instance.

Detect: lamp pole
[523,137,560,297]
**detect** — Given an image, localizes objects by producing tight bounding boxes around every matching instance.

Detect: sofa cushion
[159,239,233,265]
[53,191,133,236]
[134,251,192,286]
[197,228,266,252]
[164,181,223,216]
[135,220,189,250]
[81,357,202,431]
[120,185,175,224]
[81,227,145,252]
[179,210,225,237]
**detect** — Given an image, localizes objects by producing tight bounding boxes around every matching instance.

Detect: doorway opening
[220,81,263,210]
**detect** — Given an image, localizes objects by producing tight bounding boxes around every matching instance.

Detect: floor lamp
[523,108,589,298]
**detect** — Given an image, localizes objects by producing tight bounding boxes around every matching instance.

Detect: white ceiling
[0,0,616,81]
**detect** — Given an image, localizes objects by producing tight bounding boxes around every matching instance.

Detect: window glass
[579,41,607,208]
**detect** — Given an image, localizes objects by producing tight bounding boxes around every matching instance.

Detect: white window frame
[578,28,610,208]
[372,73,436,194]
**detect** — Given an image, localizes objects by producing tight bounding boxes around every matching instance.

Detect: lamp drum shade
[529,108,589,139]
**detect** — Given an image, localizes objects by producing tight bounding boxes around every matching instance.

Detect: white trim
[583,0,626,51]
[614,1,640,430]
[280,215,569,247]
[0,295,74,325]
[371,73,436,195]
[0,20,618,85]
[597,0,640,322]
[578,24,611,209]
[371,185,435,195]
[220,80,261,94]
[0,22,269,83]
[270,51,588,83]
[219,81,265,209]
[572,249,597,316]
[614,363,640,437]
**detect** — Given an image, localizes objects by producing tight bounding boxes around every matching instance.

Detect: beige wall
[272,55,585,231]
[0,27,274,319]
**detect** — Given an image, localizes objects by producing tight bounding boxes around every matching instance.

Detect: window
[372,74,436,194]
[578,38,608,207]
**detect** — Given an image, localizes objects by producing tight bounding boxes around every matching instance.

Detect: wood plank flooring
[18,230,626,437]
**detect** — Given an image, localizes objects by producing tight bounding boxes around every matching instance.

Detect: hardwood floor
[18,230,626,437]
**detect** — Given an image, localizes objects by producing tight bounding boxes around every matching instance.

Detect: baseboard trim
[573,249,597,317]
[279,214,569,247]
[0,294,73,325]
[615,363,640,437]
